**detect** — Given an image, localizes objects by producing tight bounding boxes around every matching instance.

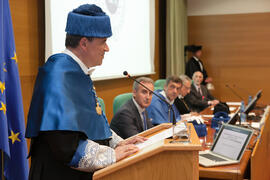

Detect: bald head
[192,71,203,86]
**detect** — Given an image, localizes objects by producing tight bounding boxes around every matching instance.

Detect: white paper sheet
[136,123,186,150]
[226,102,241,106]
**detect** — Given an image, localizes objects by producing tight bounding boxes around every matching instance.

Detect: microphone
[123,71,176,126]
[225,84,244,101]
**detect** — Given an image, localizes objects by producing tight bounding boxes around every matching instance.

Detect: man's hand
[190,112,199,116]
[212,100,219,106]
[205,77,213,83]
[115,144,139,161]
[208,100,219,106]
[117,136,147,147]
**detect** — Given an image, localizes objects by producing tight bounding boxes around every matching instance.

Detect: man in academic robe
[184,71,219,112]
[110,77,154,139]
[25,4,145,180]
[147,76,182,125]
[185,45,212,85]
[174,75,192,115]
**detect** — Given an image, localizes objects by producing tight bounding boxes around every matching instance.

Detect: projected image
[46,0,155,80]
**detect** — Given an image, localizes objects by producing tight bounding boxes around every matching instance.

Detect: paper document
[202,114,214,118]
[136,123,186,149]
[211,107,236,111]
[251,122,260,129]
[226,102,241,106]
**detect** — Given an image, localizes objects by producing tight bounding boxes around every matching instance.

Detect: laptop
[244,89,262,114]
[199,124,253,167]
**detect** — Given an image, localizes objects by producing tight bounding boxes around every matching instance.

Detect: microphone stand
[123,71,178,139]
[225,84,244,125]
[225,84,243,101]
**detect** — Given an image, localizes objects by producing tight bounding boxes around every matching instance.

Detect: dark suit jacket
[185,57,208,85]
[110,99,153,139]
[174,97,191,115]
[184,84,215,112]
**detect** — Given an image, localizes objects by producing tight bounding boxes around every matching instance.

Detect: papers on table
[226,102,241,106]
[135,123,186,150]
[202,114,214,118]
[251,122,260,129]
[210,107,236,111]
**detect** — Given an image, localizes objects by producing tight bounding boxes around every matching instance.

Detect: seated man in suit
[147,76,182,125]
[110,77,154,139]
[185,71,219,112]
[185,45,212,85]
[174,75,192,115]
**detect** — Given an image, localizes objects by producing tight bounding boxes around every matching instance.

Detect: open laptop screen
[211,124,253,160]
[244,89,262,114]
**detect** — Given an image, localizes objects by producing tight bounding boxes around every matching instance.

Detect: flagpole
[1,150,5,180]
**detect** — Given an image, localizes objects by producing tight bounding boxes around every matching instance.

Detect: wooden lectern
[251,106,270,180]
[93,123,202,180]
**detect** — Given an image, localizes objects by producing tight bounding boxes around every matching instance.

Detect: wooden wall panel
[10,0,45,124]
[188,13,270,104]
[10,0,161,125]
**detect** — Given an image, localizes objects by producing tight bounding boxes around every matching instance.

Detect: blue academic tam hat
[65,4,112,38]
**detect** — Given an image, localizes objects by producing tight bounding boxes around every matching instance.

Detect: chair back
[154,79,166,90]
[113,93,133,114]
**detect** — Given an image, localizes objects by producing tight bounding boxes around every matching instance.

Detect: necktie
[142,111,147,130]
[198,87,202,96]
[198,87,205,100]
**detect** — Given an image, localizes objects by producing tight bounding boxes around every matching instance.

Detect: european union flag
[0,0,29,179]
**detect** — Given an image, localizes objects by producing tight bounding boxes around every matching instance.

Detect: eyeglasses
[182,84,191,90]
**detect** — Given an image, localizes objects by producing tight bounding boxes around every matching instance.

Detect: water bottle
[240,101,247,123]
[248,95,252,104]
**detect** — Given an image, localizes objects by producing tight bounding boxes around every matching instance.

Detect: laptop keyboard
[200,153,227,162]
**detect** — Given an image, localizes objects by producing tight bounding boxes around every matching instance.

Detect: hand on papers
[117,136,147,147]
[115,136,147,161]
[115,144,138,161]
[190,112,199,116]
[209,100,219,106]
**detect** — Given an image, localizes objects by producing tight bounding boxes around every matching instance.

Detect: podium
[93,123,202,180]
[251,106,270,180]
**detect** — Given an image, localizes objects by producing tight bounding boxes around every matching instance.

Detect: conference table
[198,103,268,180]
[93,103,269,180]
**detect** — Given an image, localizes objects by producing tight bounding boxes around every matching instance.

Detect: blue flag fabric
[0,0,29,179]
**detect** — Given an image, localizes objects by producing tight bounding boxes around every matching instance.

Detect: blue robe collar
[26,53,112,140]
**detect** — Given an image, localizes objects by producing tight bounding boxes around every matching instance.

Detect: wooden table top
[198,104,259,180]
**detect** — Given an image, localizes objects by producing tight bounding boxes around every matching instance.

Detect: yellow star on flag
[0,101,6,115]
[11,51,18,63]
[0,81,5,94]
[3,62,7,72]
[8,130,21,144]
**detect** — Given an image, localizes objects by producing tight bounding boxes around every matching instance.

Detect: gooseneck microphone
[225,84,244,101]
[123,71,176,126]
[232,84,251,96]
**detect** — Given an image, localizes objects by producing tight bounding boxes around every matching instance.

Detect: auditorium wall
[10,0,162,124]
[187,0,270,104]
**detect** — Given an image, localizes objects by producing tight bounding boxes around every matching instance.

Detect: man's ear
[79,37,88,50]
[133,89,139,100]
[163,84,167,91]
